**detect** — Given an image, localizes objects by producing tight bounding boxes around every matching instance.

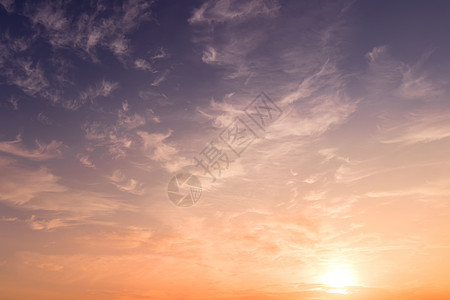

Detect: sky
[1,0,450,299]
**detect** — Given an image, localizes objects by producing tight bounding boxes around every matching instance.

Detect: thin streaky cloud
[0,136,63,161]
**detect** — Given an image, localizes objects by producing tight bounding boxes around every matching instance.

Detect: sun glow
[321,267,355,294]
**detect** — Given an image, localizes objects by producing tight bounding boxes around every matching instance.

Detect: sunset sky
[1,0,450,299]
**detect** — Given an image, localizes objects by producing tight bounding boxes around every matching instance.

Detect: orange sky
[1,0,450,299]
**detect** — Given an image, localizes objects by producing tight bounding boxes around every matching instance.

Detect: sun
[321,267,355,293]
[322,268,354,287]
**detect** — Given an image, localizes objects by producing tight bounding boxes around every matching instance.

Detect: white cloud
[0,0,14,13]
[0,216,17,222]
[82,102,149,159]
[0,135,63,161]
[396,56,443,101]
[137,130,177,162]
[122,101,129,111]
[364,45,443,102]
[110,169,144,195]
[4,59,49,97]
[83,121,133,159]
[202,46,218,64]
[134,58,155,72]
[151,47,168,60]
[119,113,146,130]
[37,112,52,125]
[0,157,65,204]
[280,60,336,105]
[366,45,388,63]
[24,0,154,60]
[117,105,146,130]
[189,0,280,78]
[189,0,280,24]
[197,97,245,128]
[31,3,68,31]
[79,80,119,102]
[151,69,170,87]
[379,109,450,144]
[77,153,95,168]
[27,189,134,216]
[8,96,18,110]
[27,215,75,231]
[137,130,190,172]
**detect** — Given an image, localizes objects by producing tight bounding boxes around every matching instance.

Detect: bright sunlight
[321,267,355,294]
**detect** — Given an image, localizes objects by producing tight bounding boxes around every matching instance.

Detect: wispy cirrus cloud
[110,169,144,195]
[23,0,154,59]
[0,135,63,161]
[0,0,156,108]
[7,96,18,110]
[26,189,135,217]
[3,59,49,97]
[150,69,170,87]
[188,0,280,24]
[37,112,52,125]
[0,157,64,204]
[365,45,444,102]
[76,153,95,168]
[0,0,14,13]
[81,100,149,159]
[61,79,120,110]
[79,80,119,103]
[137,130,190,173]
[27,215,82,231]
[134,58,155,72]
[378,109,450,144]
[83,121,135,159]
[189,0,280,78]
